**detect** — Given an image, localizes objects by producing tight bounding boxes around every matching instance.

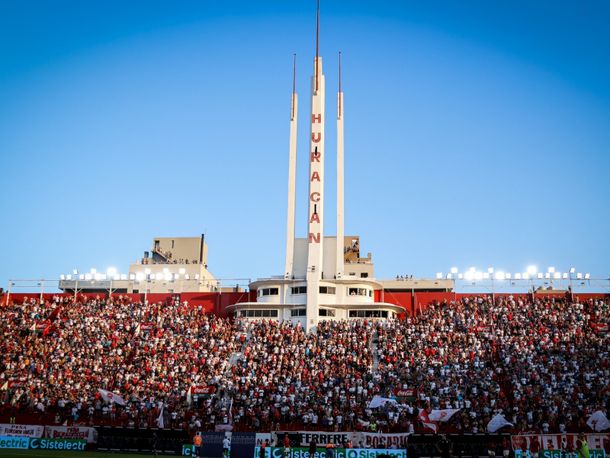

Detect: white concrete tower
[305,3,325,331]
[336,52,345,279]
[284,55,298,280]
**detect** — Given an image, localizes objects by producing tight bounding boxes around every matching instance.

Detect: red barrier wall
[381,291,414,316]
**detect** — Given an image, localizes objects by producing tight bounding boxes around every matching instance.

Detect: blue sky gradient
[1,0,609,288]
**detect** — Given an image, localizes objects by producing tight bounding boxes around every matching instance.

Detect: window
[291,286,307,295]
[241,309,278,318]
[360,272,368,278]
[348,287,369,296]
[319,308,336,317]
[259,288,279,297]
[319,286,336,294]
[291,309,306,317]
[349,310,389,318]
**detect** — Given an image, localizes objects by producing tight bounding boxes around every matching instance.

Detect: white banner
[354,432,410,449]
[0,424,44,438]
[44,426,98,444]
[272,431,410,449]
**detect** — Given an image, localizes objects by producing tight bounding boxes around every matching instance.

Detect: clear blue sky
[1,0,609,289]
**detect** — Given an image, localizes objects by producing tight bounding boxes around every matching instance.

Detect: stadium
[1,2,608,458]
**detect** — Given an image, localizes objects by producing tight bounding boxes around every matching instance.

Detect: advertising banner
[29,438,87,451]
[256,433,272,446]
[44,426,98,444]
[254,447,407,458]
[0,436,30,449]
[512,434,609,458]
[0,424,44,438]
[272,432,410,449]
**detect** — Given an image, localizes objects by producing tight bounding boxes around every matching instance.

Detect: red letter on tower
[310,213,320,223]
[311,114,322,123]
[310,151,321,162]
[311,132,321,143]
[311,171,320,182]
[309,232,321,243]
[310,192,320,202]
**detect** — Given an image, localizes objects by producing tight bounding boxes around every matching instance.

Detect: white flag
[587,411,610,432]
[368,396,397,409]
[487,414,513,433]
[429,409,460,422]
[98,388,126,406]
[157,405,164,429]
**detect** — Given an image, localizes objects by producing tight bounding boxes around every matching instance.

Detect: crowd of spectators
[0,294,608,435]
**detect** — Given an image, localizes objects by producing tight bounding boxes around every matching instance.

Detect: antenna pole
[315,0,320,92]
[338,51,342,117]
[292,54,297,120]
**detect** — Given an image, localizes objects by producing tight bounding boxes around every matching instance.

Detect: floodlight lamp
[545,273,550,279]
[584,273,590,279]
[548,267,555,273]
[185,274,190,280]
[576,273,583,279]
[527,265,537,275]
[164,273,172,281]
[458,274,463,280]
[73,269,78,275]
[569,267,576,274]
[195,274,200,280]
[436,272,443,279]
[506,273,512,279]
[495,272,505,281]
[464,271,474,281]
[475,271,483,281]
[90,268,97,274]
[487,267,494,274]
[154,272,162,280]
[144,268,151,275]
[523,273,529,280]
[179,268,186,275]
[562,273,568,279]
[85,274,92,280]
[163,267,169,273]
[515,273,522,280]
[446,274,452,279]
[79,274,85,280]
[450,267,458,274]
[106,267,117,277]
[483,273,490,280]
[60,274,65,280]
[469,267,476,272]
[129,273,136,280]
[135,272,144,281]
[553,272,561,279]
[66,274,72,280]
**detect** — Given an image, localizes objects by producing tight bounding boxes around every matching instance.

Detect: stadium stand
[0,294,608,435]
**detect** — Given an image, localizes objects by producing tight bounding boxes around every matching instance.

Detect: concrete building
[228,10,409,330]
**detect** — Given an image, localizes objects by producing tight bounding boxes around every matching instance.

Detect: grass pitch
[0,451,161,458]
